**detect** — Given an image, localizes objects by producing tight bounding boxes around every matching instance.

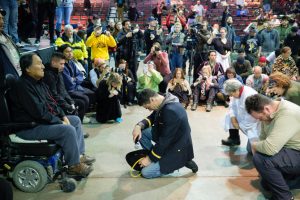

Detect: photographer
[190,21,211,82]
[89,58,111,89]
[86,23,117,61]
[166,22,185,72]
[114,59,136,106]
[166,6,186,32]
[117,20,143,81]
[144,16,162,55]
[144,42,171,93]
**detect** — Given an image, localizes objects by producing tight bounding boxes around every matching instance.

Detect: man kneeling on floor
[245,94,300,200]
[132,89,198,178]
[9,53,95,177]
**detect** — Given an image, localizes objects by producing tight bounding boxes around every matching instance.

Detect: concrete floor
[10,49,300,199]
[12,104,300,200]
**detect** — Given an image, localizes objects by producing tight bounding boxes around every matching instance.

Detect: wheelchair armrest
[0,122,37,133]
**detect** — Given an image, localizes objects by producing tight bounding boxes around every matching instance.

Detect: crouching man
[132,89,198,178]
[246,94,300,200]
[9,53,95,177]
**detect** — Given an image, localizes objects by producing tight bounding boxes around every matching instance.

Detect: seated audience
[221,79,260,152]
[246,66,269,94]
[59,44,95,111]
[232,57,252,83]
[9,53,95,177]
[217,67,243,107]
[166,68,192,109]
[245,94,300,200]
[43,52,88,123]
[266,72,300,105]
[272,46,298,80]
[55,24,88,73]
[95,73,123,123]
[191,65,219,112]
[137,61,163,93]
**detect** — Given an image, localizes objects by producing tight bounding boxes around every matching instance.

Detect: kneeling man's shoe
[68,163,93,177]
[80,155,96,165]
[221,138,240,146]
[185,160,198,173]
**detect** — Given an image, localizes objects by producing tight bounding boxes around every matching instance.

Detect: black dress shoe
[84,133,90,139]
[185,160,198,173]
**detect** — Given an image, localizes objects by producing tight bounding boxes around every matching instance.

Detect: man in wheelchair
[8,53,95,177]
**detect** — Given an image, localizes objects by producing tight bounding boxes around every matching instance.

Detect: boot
[221,129,240,146]
[80,154,96,165]
[68,163,94,177]
[191,103,197,111]
[206,102,212,112]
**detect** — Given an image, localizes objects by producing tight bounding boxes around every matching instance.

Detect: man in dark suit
[132,89,198,178]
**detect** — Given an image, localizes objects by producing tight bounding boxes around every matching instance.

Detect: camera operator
[144,42,171,93]
[144,16,163,55]
[114,59,136,106]
[116,20,143,81]
[190,21,211,82]
[166,22,186,73]
[86,23,117,62]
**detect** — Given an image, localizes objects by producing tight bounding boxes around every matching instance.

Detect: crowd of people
[2,0,300,199]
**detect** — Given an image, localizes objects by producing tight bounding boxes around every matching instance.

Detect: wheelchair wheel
[12,160,48,193]
[60,177,77,192]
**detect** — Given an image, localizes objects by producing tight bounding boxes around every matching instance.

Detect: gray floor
[13,104,300,200]
[10,52,300,199]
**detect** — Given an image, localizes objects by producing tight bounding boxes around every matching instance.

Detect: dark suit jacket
[141,101,194,174]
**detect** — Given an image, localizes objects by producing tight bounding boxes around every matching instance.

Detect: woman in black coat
[96,73,123,123]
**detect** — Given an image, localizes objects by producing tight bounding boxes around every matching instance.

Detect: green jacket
[284,81,300,106]
[137,70,163,92]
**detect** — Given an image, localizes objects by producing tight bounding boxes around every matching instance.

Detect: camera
[154,46,160,52]
[115,67,125,74]
[172,5,177,13]
[202,76,207,81]
[215,33,221,38]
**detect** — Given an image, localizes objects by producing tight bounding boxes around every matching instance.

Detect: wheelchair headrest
[4,74,17,90]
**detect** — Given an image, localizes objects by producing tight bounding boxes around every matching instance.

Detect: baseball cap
[0,8,6,16]
[258,56,267,63]
[148,16,157,22]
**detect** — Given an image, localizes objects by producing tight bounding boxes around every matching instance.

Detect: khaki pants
[117,6,124,21]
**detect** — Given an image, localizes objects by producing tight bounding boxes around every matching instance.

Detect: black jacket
[138,94,194,174]
[9,74,65,125]
[43,63,75,110]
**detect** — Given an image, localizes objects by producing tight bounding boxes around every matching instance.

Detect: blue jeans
[55,6,73,32]
[16,115,85,166]
[170,52,183,73]
[139,128,163,178]
[0,0,19,43]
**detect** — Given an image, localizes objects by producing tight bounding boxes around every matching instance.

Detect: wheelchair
[0,74,77,193]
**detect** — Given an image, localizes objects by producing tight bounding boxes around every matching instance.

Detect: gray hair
[64,24,73,32]
[224,79,243,94]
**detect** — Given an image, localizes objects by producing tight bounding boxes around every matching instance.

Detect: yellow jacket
[86,32,117,60]
[55,33,88,61]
